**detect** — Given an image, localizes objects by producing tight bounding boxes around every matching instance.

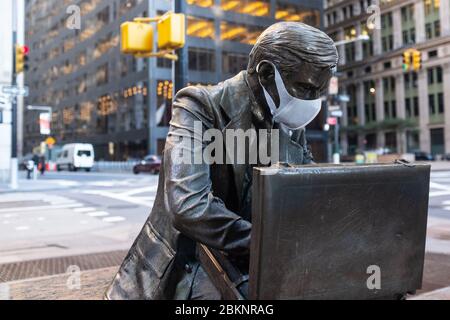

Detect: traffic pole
[173,0,188,94]
[10,0,18,190]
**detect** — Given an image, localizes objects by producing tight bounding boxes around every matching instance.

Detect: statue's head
[247,22,338,124]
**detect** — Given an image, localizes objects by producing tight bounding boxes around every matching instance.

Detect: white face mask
[256,61,322,130]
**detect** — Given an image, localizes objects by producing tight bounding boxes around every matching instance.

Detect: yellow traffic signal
[157,13,185,51]
[402,50,412,71]
[121,22,154,54]
[15,45,29,74]
[412,50,422,71]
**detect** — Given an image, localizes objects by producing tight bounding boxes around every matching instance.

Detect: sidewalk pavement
[428,161,450,171]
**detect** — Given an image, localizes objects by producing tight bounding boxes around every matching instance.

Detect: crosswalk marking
[73,207,96,213]
[15,226,30,231]
[103,216,126,223]
[87,211,109,217]
[0,202,84,214]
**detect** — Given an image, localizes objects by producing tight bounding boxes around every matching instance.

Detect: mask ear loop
[256,60,279,115]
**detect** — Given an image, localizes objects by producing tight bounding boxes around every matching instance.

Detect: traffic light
[121,22,154,54]
[15,45,29,74]
[157,13,185,51]
[412,50,422,71]
[402,50,412,71]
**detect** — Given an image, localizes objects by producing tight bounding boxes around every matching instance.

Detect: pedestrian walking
[25,160,34,180]
[39,156,46,175]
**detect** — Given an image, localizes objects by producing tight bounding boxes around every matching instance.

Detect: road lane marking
[87,211,109,217]
[82,190,154,208]
[15,226,30,231]
[123,186,158,196]
[103,216,126,223]
[73,207,96,213]
[0,203,84,214]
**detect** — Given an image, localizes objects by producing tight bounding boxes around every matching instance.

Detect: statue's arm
[163,92,251,256]
[294,129,314,164]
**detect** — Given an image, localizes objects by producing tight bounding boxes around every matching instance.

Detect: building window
[424,0,441,39]
[187,16,215,40]
[188,47,216,72]
[157,80,173,127]
[364,80,376,123]
[381,13,394,52]
[344,26,357,62]
[222,51,248,75]
[96,64,109,86]
[187,0,214,8]
[428,50,438,59]
[221,0,270,17]
[383,77,396,119]
[276,3,320,26]
[220,22,263,45]
[428,66,443,85]
[385,132,397,153]
[157,58,172,69]
[401,4,415,46]
[361,23,373,58]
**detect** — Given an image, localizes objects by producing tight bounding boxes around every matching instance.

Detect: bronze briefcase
[249,162,430,300]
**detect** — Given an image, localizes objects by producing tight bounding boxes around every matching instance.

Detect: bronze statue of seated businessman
[105,22,338,300]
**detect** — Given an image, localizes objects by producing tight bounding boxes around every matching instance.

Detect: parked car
[133,155,161,175]
[56,143,95,172]
[414,151,435,161]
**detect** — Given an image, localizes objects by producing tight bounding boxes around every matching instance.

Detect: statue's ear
[257,61,275,86]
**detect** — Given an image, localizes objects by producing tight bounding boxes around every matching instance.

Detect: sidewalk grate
[0,250,127,283]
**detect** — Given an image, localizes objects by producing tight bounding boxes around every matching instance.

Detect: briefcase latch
[394,159,415,167]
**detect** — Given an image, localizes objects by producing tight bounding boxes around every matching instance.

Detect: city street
[0,165,450,299]
[0,171,158,265]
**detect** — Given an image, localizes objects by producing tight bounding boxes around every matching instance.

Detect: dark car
[133,155,161,175]
[414,151,435,161]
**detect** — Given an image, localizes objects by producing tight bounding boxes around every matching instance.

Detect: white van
[56,144,95,172]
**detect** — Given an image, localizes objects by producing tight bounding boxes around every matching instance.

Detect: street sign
[45,136,56,146]
[331,110,343,118]
[338,94,350,103]
[327,117,338,126]
[328,105,341,112]
[1,85,29,97]
[39,113,51,135]
[329,76,339,95]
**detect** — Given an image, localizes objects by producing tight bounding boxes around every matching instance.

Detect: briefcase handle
[394,159,415,167]
[197,244,248,300]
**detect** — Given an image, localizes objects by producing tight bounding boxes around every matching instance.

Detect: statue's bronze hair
[248,22,339,74]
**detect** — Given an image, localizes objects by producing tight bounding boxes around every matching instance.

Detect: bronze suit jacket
[105,71,313,300]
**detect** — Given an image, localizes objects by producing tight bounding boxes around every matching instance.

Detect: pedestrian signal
[121,22,153,54]
[157,13,185,51]
[412,50,422,71]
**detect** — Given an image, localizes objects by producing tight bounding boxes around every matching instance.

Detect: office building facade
[325,0,450,156]
[25,0,325,161]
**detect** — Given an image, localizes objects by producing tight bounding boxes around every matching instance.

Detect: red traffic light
[22,45,29,55]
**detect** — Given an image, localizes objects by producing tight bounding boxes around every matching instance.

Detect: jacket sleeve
[293,129,314,164]
[163,87,252,256]
[301,129,314,164]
